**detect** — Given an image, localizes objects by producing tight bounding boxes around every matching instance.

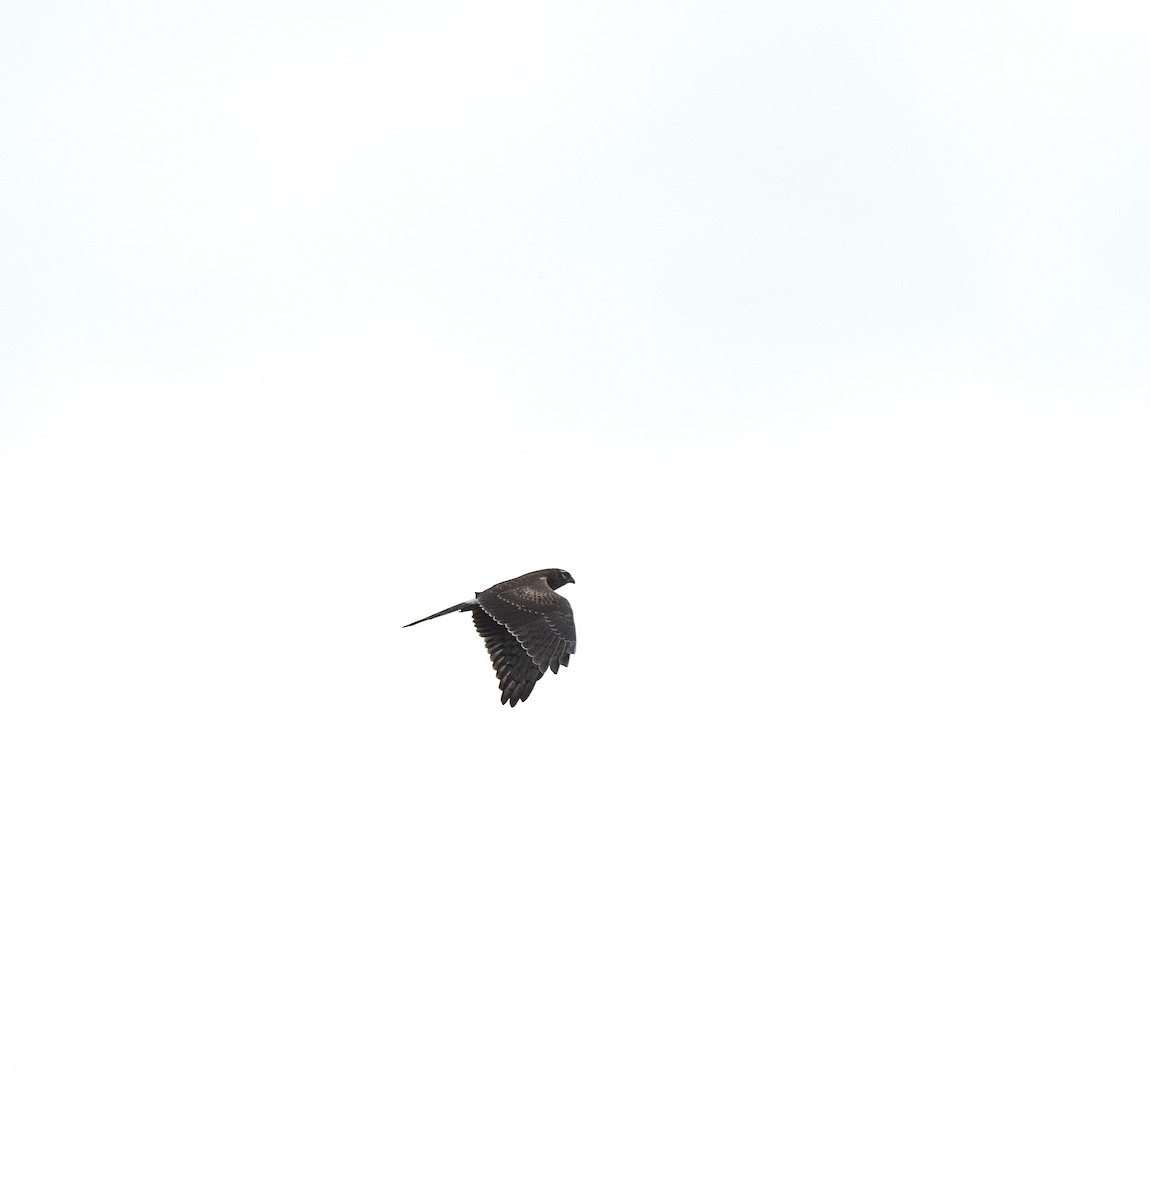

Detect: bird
[403,568,576,706]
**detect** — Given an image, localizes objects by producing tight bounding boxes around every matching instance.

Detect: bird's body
[403,568,576,705]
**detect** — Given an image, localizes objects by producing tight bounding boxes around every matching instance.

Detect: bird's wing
[471,608,544,706]
[477,584,576,675]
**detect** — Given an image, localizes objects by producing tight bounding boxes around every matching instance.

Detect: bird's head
[546,568,576,589]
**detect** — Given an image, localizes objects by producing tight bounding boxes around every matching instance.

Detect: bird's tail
[402,600,476,628]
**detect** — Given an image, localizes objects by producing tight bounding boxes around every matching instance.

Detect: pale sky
[2,2,1149,1197]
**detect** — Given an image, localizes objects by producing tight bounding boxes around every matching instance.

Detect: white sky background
[2,1,1149,1196]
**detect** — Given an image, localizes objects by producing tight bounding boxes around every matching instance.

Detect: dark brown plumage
[403,568,576,705]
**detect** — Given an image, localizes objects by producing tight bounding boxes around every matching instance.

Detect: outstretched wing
[471,608,544,706]
[477,581,576,675]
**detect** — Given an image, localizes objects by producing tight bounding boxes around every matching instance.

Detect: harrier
[403,568,576,706]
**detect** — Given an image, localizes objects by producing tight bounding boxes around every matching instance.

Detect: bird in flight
[403,568,576,706]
